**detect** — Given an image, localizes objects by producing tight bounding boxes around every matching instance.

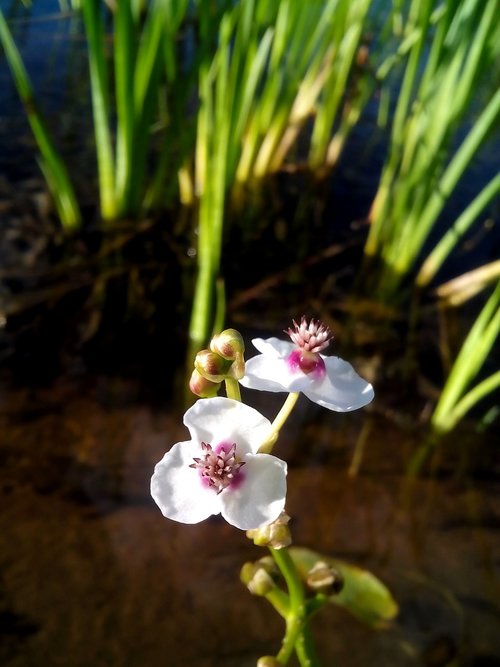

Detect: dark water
[0,1,93,180]
[1,374,499,666]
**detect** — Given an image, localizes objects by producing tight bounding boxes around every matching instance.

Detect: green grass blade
[417,173,500,286]
[81,0,116,220]
[114,0,136,212]
[446,371,500,431]
[432,281,500,432]
[0,9,81,229]
[364,0,499,299]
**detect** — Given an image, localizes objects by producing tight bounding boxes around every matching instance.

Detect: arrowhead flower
[151,397,287,530]
[240,317,374,411]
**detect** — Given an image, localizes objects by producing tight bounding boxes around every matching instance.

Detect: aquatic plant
[0,9,81,229]
[1,0,379,353]
[189,0,378,353]
[81,0,191,220]
[0,0,193,224]
[431,280,500,434]
[362,0,500,302]
[151,320,397,664]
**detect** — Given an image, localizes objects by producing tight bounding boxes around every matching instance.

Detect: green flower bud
[189,369,221,398]
[210,329,245,360]
[210,329,246,380]
[306,561,344,594]
[194,349,232,382]
[240,562,276,596]
[246,512,291,550]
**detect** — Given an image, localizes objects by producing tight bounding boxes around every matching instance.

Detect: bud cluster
[246,512,291,549]
[190,329,246,397]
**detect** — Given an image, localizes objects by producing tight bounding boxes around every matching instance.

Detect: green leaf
[289,547,398,629]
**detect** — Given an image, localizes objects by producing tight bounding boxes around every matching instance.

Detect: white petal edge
[151,441,221,524]
[304,356,374,411]
[184,397,272,455]
[251,337,295,358]
[220,453,287,530]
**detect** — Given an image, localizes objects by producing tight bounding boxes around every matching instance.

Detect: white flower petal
[241,350,313,393]
[252,337,294,357]
[241,335,374,413]
[240,353,291,392]
[220,454,287,530]
[151,441,221,523]
[184,397,271,455]
[304,356,374,411]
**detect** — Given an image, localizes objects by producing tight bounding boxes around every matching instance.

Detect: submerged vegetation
[0,0,499,439]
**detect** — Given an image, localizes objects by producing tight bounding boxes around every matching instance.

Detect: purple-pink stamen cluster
[190,441,245,494]
[285,316,332,353]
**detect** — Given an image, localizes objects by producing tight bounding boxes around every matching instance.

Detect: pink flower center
[285,317,331,378]
[190,441,245,494]
[287,349,326,378]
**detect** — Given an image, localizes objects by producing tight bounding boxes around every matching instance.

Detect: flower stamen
[190,441,245,494]
[285,316,332,353]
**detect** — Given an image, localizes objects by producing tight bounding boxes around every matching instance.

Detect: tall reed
[362,0,499,302]
[189,0,379,353]
[0,1,193,225]
[82,0,190,221]
[431,280,500,434]
[0,9,82,229]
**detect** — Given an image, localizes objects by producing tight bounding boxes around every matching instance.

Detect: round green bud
[194,349,232,382]
[241,564,276,596]
[189,369,221,398]
[210,329,245,360]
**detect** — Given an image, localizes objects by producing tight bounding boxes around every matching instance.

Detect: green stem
[259,392,300,454]
[272,393,300,433]
[270,547,320,666]
[225,377,241,402]
[295,623,323,667]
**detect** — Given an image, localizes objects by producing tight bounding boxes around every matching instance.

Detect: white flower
[151,397,287,530]
[240,317,374,412]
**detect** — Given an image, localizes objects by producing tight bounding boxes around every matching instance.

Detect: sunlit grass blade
[81,0,117,220]
[396,86,500,278]
[114,0,136,212]
[308,0,371,170]
[234,0,380,183]
[189,0,391,350]
[363,0,499,301]
[143,0,194,211]
[121,0,173,214]
[0,9,81,230]
[417,173,500,287]
[81,0,192,220]
[432,281,500,433]
[434,261,500,306]
[189,10,233,353]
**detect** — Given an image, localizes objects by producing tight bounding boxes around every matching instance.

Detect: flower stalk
[152,319,376,663]
[259,392,300,454]
[271,547,319,667]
